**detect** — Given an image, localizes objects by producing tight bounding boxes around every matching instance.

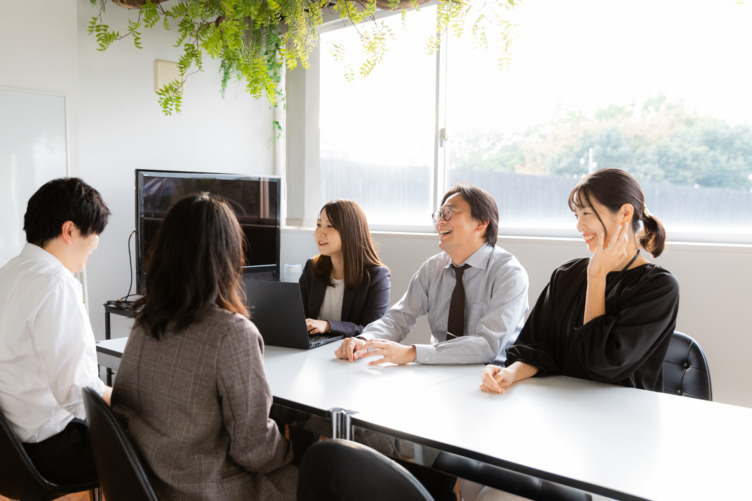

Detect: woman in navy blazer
[299,199,390,338]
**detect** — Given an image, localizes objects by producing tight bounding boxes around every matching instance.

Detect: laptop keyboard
[309,333,343,348]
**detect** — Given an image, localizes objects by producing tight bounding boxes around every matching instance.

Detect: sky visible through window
[448,0,752,133]
[322,0,752,154]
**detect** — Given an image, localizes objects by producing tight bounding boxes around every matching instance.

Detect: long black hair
[313,199,384,290]
[134,193,248,339]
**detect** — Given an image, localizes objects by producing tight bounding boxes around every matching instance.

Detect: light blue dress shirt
[360,244,529,364]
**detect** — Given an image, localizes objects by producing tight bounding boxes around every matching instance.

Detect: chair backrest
[0,406,98,500]
[297,438,433,501]
[82,387,160,501]
[434,451,591,501]
[662,331,712,401]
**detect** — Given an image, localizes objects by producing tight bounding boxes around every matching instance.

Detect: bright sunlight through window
[319,0,752,242]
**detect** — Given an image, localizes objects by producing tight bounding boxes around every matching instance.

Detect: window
[319,6,439,227]
[314,0,752,242]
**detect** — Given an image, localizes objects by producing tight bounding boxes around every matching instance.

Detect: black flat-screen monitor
[135,170,281,293]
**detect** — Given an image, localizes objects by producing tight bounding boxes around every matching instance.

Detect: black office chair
[82,387,160,501]
[0,406,99,501]
[662,331,712,401]
[297,438,433,501]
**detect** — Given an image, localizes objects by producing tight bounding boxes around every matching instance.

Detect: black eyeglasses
[431,207,472,223]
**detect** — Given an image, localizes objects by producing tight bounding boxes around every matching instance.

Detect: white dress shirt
[0,243,105,443]
[360,244,529,364]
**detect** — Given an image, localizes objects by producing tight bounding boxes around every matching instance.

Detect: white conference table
[97,338,752,501]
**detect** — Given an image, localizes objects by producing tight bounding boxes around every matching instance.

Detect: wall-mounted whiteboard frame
[0,87,69,267]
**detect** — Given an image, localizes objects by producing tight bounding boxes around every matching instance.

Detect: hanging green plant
[87,0,520,115]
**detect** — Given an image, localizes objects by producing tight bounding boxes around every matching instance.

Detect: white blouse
[317,276,344,322]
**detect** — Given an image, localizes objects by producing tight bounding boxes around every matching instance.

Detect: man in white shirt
[335,182,529,366]
[0,177,111,484]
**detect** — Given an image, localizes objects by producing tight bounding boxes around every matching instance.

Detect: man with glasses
[334,182,529,366]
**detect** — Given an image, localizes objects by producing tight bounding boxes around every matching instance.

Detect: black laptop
[244,278,345,349]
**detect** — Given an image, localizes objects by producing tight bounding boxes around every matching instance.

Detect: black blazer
[298,258,390,338]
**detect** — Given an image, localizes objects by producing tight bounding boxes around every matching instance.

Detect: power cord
[106,230,136,309]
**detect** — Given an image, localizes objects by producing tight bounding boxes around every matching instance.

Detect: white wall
[0,1,78,93]
[282,228,752,408]
[0,0,79,162]
[74,0,277,338]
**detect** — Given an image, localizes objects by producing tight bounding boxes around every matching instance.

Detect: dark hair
[23,177,110,246]
[441,183,499,247]
[134,193,248,339]
[313,199,384,290]
[568,168,667,257]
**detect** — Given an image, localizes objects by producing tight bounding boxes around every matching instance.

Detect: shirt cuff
[90,377,107,394]
[414,344,435,364]
[358,332,375,342]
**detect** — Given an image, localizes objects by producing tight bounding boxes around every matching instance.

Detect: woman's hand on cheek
[589,224,629,277]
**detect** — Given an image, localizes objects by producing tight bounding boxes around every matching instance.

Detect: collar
[444,243,494,271]
[21,242,72,277]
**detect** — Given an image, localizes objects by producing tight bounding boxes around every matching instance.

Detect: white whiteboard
[0,88,68,267]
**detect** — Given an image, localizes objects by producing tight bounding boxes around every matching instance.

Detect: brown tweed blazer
[113,306,297,500]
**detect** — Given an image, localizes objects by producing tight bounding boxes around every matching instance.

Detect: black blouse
[505,258,680,391]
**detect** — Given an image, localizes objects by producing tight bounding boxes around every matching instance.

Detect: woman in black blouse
[481,168,679,394]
